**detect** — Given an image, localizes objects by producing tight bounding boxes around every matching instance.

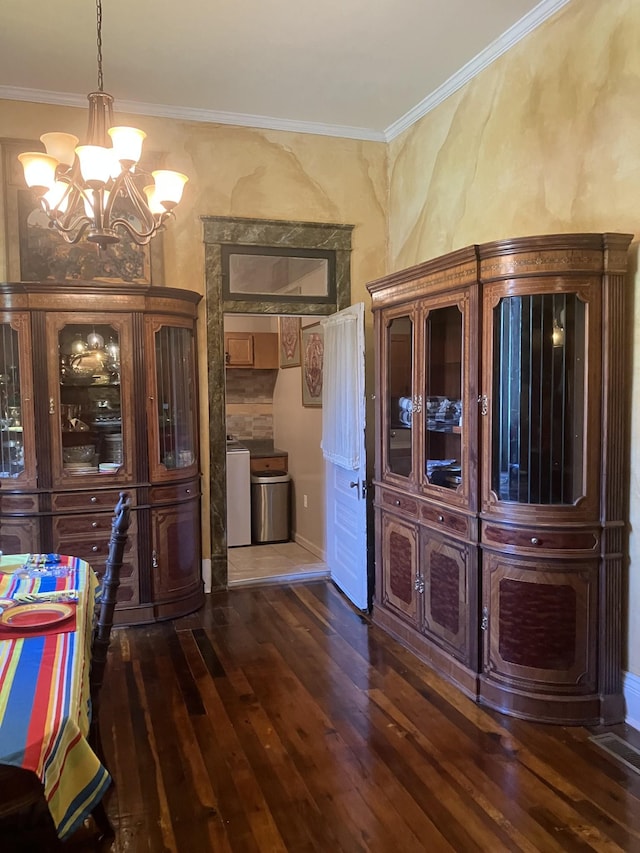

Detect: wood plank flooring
[10,580,640,852]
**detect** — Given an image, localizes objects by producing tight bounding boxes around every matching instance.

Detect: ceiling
[0,0,569,141]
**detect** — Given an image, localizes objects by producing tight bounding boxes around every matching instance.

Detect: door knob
[349,481,359,488]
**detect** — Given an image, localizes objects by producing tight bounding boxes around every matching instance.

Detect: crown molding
[384,0,572,141]
[0,85,386,143]
[0,0,571,145]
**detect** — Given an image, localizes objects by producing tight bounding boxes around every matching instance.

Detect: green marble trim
[203,216,353,589]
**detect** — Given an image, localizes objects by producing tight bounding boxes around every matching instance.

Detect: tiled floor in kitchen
[227,540,329,587]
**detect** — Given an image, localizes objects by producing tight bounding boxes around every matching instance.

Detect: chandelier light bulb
[143,185,165,216]
[108,126,146,166]
[152,170,189,208]
[17,152,58,192]
[44,181,70,214]
[40,132,79,168]
[75,144,113,187]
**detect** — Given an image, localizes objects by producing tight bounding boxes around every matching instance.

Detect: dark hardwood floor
[7,580,640,851]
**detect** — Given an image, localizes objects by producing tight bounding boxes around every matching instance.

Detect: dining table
[0,552,110,840]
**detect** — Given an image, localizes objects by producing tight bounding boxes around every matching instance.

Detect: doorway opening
[203,216,353,590]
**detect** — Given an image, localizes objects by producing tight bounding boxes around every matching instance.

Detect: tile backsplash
[226,369,277,440]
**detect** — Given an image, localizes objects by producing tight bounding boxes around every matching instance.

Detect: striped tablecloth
[0,554,110,839]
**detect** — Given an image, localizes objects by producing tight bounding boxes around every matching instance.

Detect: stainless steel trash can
[251,471,291,543]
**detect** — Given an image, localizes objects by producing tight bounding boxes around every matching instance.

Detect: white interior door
[322,303,368,609]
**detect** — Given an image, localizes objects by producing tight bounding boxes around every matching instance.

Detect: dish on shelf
[63,444,95,463]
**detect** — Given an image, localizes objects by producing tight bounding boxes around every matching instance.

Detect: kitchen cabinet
[368,232,633,724]
[0,281,203,625]
[224,331,278,368]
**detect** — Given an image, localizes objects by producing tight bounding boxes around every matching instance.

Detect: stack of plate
[104,433,123,464]
[63,462,99,475]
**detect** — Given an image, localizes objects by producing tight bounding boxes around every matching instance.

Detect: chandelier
[17,0,188,251]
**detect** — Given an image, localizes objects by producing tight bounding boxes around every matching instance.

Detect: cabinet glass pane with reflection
[59,323,123,475]
[491,293,585,504]
[424,306,463,490]
[154,326,197,470]
[0,324,25,479]
[387,316,413,478]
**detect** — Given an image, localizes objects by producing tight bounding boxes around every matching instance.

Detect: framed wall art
[301,322,324,408]
[278,316,301,368]
[1,138,164,284]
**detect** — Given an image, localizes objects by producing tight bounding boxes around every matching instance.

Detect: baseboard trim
[228,568,330,589]
[201,558,212,594]
[293,533,325,562]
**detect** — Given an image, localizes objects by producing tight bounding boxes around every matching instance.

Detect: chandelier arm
[104,170,160,237]
[48,213,93,245]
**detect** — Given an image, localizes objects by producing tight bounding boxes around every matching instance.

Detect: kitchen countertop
[240,439,288,459]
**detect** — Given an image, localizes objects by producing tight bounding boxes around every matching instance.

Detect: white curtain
[321,311,362,470]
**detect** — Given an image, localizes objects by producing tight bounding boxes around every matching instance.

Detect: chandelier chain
[96,0,104,92]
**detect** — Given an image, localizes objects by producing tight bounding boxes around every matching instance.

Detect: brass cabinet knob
[531,537,539,545]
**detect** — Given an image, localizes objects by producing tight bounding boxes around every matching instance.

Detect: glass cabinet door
[384,313,414,480]
[490,292,586,506]
[146,317,198,481]
[47,313,134,485]
[0,314,36,488]
[423,304,464,494]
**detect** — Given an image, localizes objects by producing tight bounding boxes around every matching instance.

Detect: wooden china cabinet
[367,232,633,725]
[0,281,203,625]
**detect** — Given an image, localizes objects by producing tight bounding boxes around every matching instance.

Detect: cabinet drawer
[249,456,288,474]
[482,523,599,553]
[52,488,135,512]
[54,511,138,538]
[379,487,419,519]
[150,480,200,504]
[421,504,469,538]
[0,493,39,513]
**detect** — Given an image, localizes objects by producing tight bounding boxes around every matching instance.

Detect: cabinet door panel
[0,313,37,489]
[225,332,254,366]
[151,500,201,602]
[145,317,199,483]
[421,530,476,666]
[0,515,40,555]
[380,511,419,627]
[381,307,416,485]
[482,552,597,692]
[45,313,135,487]
[481,283,600,523]
[420,288,477,511]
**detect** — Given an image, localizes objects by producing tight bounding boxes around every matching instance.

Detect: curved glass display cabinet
[368,233,633,726]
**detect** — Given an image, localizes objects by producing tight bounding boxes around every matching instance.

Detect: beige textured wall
[0,100,388,563]
[273,364,324,556]
[387,0,640,673]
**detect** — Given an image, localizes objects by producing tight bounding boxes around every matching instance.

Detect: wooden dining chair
[87,491,131,841]
[89,490,131,752]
